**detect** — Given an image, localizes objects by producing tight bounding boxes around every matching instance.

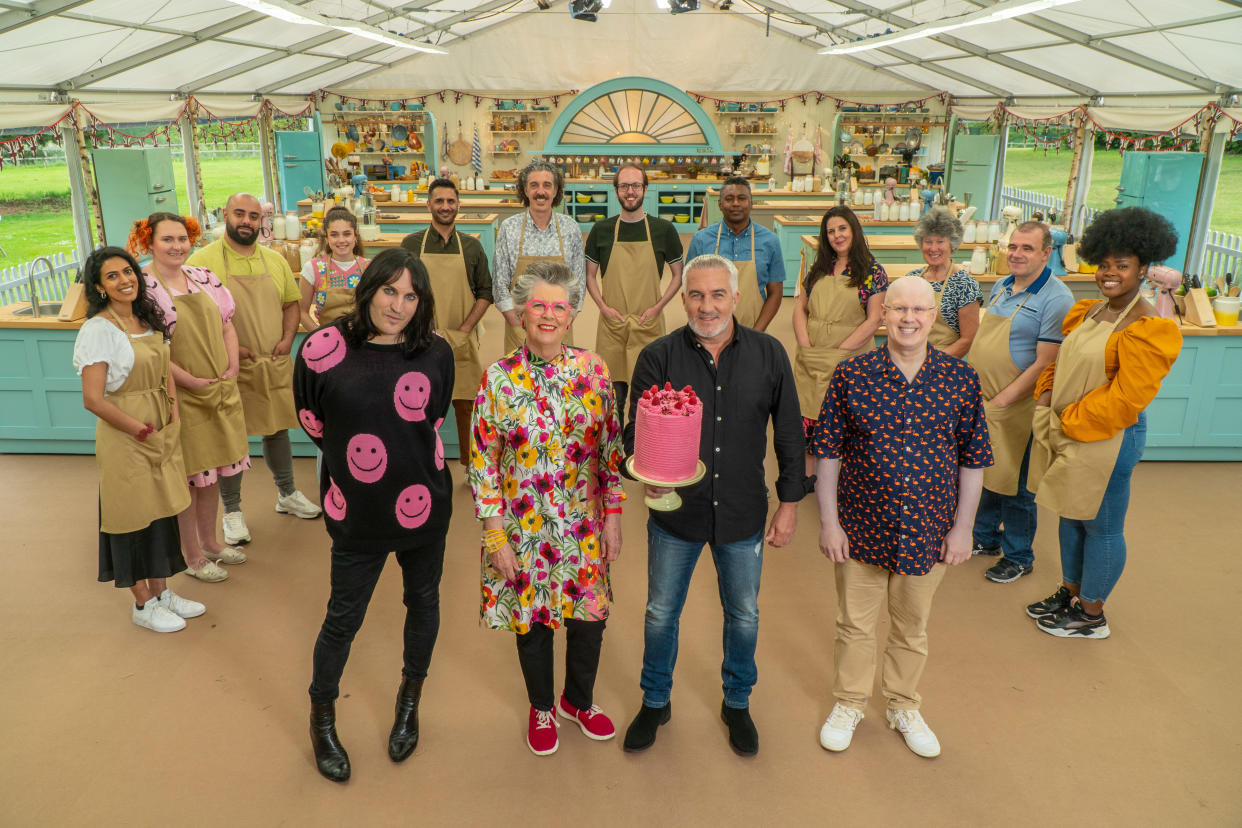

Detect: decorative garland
[318,88,577,110]
[195,100,309,146]
[686,89,947,113]
[964,103,1210,153]
[0,97,315,169]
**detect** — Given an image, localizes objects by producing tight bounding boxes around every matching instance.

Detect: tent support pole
[259,108,277,208]
[1065,124,1095,237]
[990,123,1009,221]
[60,115,94,266]
[68,102,107,248]
[181,101,207,229]
[1185,122,1226,276]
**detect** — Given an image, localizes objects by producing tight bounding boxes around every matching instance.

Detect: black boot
[309,701,351,782]
[388,677,424,762]
[623,702,671,752]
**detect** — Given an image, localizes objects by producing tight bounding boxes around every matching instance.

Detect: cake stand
[625,457,707,511]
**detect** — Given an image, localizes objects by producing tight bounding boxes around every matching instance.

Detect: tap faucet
[28,256,54,319]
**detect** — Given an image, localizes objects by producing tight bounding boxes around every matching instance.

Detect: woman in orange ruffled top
[1024,207,1182,640]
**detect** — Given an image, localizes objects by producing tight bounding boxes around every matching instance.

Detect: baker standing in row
[402,177,491,467]
[585,164,684,423]
[967,222,1073,584]
[685,177,784,331]
[492,160,585,355]
[189,193,321,545]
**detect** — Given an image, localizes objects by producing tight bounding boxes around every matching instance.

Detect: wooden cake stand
[625,457,707,512]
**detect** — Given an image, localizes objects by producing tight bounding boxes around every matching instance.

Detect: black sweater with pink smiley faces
[295,320,455,552]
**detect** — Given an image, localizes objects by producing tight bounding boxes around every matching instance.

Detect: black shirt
[584,214,684,276]
[625,322,810,544]
[400,228,494,303]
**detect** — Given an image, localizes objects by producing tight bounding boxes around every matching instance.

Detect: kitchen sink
[11,303,62,316]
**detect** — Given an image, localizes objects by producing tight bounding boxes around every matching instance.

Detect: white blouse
[72,316,159,393]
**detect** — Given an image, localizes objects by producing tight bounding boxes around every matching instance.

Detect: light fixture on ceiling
[818,0,1084,55]
[718,0,733,8]
[220,0,447,53]
[655,0,699,12]
[570,0,604,21]
[535,0,550,8]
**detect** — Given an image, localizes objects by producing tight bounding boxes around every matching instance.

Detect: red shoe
[557,694,616,741]
[527,706,559,755]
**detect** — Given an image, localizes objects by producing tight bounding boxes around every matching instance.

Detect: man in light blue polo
[968,222,1074,584]
[685,176,784,331]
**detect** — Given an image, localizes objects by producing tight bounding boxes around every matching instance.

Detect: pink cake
[633,383,703,483]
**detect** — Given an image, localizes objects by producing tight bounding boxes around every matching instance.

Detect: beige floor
[2,292,1240,827]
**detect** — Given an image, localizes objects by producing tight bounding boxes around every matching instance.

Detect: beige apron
[927,287,960,351]
[151,270,248,477]
[504,213,575,354]
[595,216,664,384]
[95,314,190,534]
[422,230,484,400]
[224,253,298,436]
[715,223,764,329]
[1027,294,1141,520]
[312,256,363,327]
[794,271,869,419]
[969,289,1036,496]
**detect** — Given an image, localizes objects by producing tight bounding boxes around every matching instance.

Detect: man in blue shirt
[685,177,784,331]
[968,223,1075,584]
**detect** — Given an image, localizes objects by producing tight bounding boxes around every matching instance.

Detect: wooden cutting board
[448,120,471,166]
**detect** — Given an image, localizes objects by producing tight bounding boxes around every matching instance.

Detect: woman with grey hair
[469,260,626,756]
[909,206,983,357]
[492,162,586,354]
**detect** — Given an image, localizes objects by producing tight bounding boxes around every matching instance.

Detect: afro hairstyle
[1078,207,1178,267]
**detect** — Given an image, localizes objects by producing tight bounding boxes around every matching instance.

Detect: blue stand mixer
[1048,226,1069,276]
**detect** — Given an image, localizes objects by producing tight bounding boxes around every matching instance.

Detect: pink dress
[144,265,251,488]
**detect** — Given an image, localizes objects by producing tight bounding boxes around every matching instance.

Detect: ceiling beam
[820,0,1098,96]
[743,0,1007,97]
[954,0,1225,93]
[276,0,531,94]
[0,0,90,35]
[200,0,474,95]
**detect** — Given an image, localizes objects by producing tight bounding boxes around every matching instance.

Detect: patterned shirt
[906,265,983,334]
[469,345,625,633]
[492,211,585,313]
[813,346,993,576]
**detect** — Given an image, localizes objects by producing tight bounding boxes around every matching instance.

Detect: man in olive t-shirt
[584,165,684,421]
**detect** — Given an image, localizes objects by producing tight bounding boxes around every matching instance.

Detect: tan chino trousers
[833,558,947,711]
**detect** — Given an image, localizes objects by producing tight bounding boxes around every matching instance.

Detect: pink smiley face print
[346,433,387,483]
[298,407,324,438]
[394,371,431,421]
[433,417,445,470]
[302,325,346,373]
[395,484,432,529]
[324,477,347,521]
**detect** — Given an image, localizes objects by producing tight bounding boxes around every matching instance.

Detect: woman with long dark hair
[792,205,887,473]
[73,247,201,632]
[294,248,454,782]
[1025,207,1182,639]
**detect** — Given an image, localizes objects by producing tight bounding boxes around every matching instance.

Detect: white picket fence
[1201,230,1242,282]
[0,252,79,304]
[1002,184,1242,277]
[999,184,1101,226]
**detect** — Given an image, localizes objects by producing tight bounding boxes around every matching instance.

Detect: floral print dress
[470,345,625,634]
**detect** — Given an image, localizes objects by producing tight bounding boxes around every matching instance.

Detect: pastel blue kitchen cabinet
[90,147,178,247]
[1113,151,1203,271]
[276,130,326,213]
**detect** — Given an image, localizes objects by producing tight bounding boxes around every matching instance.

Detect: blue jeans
[1058,414,1145,604]
[641,520,764,710]
[973,436,1037,567]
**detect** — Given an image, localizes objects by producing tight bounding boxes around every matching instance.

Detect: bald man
[810,275,993,758]
[188,194,320,549]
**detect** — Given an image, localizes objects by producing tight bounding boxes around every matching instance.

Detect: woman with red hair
[130,212,249,582]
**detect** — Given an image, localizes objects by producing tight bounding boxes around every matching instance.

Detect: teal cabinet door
[91,147,178,247]
[947,134,999,217]
[1114,152,1203,270]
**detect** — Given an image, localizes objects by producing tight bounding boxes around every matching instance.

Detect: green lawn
[0,157,266,266]
[1003,149,1242,235]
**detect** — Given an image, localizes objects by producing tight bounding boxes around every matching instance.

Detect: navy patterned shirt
[812,345,993,575]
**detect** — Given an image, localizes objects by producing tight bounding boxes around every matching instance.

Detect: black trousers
[613,381,629,430]
[515,619,606,712]
[308,540,445,703]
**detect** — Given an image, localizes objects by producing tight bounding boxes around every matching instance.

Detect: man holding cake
[812,275,992,759]
[622,254,808,757]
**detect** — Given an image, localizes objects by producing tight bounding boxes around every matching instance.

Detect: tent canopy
[0,0,1239,101]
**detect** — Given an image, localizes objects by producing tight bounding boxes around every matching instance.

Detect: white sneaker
[819,703,864,752]
[222,511,251,545]
[204,545,247,564]
[132,600,186,633]
[159,588,205,619]
[275,490,322,519]
[886,708,941,758]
